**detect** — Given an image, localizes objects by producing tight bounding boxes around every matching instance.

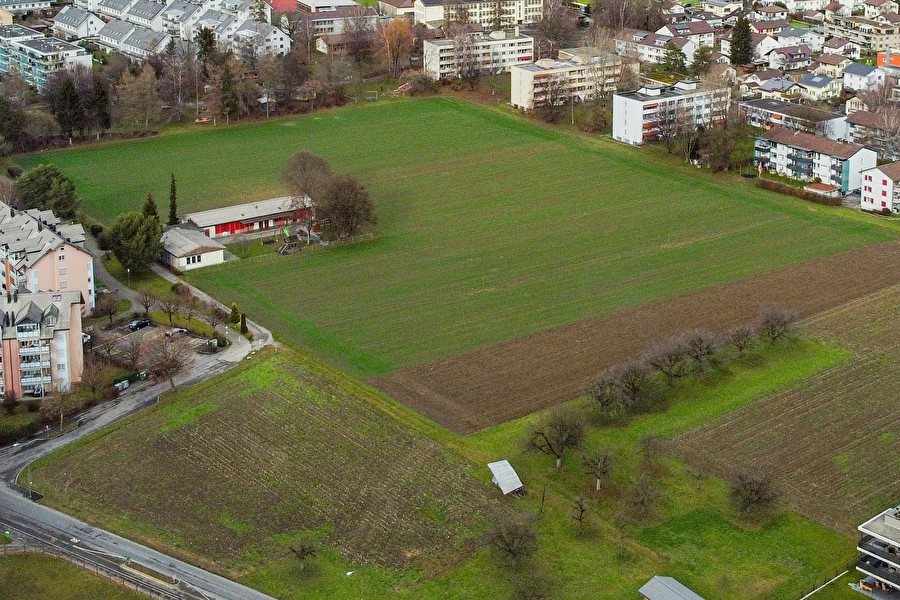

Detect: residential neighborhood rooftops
[806,182,841,192]
[761,127,867,158]
[0,23,40,39]
[123,27,167,52]
[98,19,135,41]
[184,196,313,229]
[0,202,87,270]
[824,36,851,48]
[797,73,834,89]
[0,290,83,340]
[379,0,413,7]
[639,576,705,600]
[847,108,899,127]
[126,0,166,20]
[741,98,838,121]
[53,5,94,27]
[98,0,134,12]
[816,53,849,65]
[16,36,83,55]
[862,160,900,181]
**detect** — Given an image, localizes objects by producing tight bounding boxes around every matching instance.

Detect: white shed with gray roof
[487,460,523,495]
[639,576,705,600]
[161,227,226,271]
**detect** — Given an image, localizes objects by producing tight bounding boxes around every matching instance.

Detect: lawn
[29,336,862,599]
[0,554,145,600]
[16,99,895,376]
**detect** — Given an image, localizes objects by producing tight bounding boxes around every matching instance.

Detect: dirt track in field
[372,242,900,434]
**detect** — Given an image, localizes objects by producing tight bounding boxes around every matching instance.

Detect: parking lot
[88,322,207,370]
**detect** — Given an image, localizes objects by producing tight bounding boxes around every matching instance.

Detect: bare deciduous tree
[487,515,537,567]
[79,355,113,402]
[582,447,613,492]
[526,405,586,470]
[281,150,332,209]
[645,338,688,386]
[728,325,755,358]
[160,295,180,326]
[585,370,628,419]
[759,307,797,344]
[206,301,228,334]
[570,495,591,535]
[146,335,194,390]
[289,541,318,571]
[121,334,144,371]
[139,293,155,318]
[94,292,119,327]
[684,329,719,375]
[731,471,778,512]
[629,473,659,519]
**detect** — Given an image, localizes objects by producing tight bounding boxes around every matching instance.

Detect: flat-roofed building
[511,50,631,110]
[0,25,91,92]
[183,196,315,239]
[424,30,533,81]
[855,505,900,592]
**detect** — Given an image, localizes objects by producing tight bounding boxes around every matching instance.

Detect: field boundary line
[799,570,848,600]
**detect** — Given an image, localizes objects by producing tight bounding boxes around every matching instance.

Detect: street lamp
[126,267,131,287]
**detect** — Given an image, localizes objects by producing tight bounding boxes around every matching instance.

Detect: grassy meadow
[17,98,896,375]
[0,554,145,600]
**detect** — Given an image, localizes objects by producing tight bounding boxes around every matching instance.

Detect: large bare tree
[525,405,586,470]
[147,336,195,390]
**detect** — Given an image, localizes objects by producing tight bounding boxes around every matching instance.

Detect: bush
[755,178,842,206]
[97,232,110,251]
[90,223,104,237]
[6,165,23,179]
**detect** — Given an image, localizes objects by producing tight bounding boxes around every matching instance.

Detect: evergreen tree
[53,78,85,138]
[196,27,218,74]
[690,45,713,76]
[106,212,163,271]
[229,302,241,324]
[17,164,80,219]
[85,78,111,133]
[220,62,240,125]
[730,16,753,65]
[142,192,158,218]
[168,173,178,225]
[251,0,268,22]
[663,43,686,74]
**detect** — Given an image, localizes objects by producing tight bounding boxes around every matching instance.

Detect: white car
[166,328,188,338]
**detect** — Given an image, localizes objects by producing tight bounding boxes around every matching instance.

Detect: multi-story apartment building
[0,204,95,313]
[824,15,900,50]
[0,0,51,14]
[612,80,730,145]
[305,5,377,35]
[413,0,543,29]
[424,30,533,80]
[856,505,900,593]
[511,50,630,110]
[0,289,84,398]
[754,127,876,193]
[847,108,900,160]
[615,28,698,67]
[0,25,91,92]
[740,99,848,139]
[860,160,900,211]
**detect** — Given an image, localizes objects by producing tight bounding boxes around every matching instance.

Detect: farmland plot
[29,351,500,575]
[667,284,900,534]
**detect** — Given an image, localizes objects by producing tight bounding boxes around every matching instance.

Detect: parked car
[165,328,188,338]
[128,319,151,331]
[81,333,91,345]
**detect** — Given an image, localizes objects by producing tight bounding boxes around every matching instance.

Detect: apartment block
[0,203,95,313]
[860,160,900,212]
[0,289,84,398]
[754,127,876,193]
[855,505,900,593]
[611,80,730,145]
[824,15,900,50]
[847,109,900,160]
[424,30,533,81]
[511,50,630,111]
[0,25,91,92]
[740,99,848,139]
[413,0,543,29]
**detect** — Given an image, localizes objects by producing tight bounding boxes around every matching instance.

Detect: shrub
[755,178,841,206]
[731,471,778,512]
[90,223,104,237]
[6,165,23,179]
[759,307,797,344]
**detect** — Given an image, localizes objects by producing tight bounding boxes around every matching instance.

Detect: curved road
[0,248,276,600]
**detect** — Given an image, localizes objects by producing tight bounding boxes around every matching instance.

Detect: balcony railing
[19,345,49,356]
[857,556,900,588]
[859,535,900,568]
[20,375,51,386]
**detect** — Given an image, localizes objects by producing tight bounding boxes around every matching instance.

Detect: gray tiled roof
[126,0,166,20]
[98,18,135,41]
[53,5,93,27]
[123,26,167,51]
[99,0,134,12]
[844,62,877,76]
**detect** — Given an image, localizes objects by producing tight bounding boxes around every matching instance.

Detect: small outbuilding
[487,460,523,495]
[639,576,705,600]
[161,227,226,271]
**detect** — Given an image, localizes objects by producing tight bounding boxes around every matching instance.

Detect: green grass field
[18,99,895,375]
[29,339,863,600]
[0,554,145,600]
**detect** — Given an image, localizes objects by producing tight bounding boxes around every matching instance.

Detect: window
[58,254,64,261]
[884,179,888,185]
[58,267,66,276]
[60,280,67,289]
[884,190,888,196]
[45,316,56,326]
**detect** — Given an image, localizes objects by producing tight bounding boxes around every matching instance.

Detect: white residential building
[856,505,900,591]
[53,5,105,40]
[782,0,828,11]
[97,0,137,20]
[612,80,730,145]
[700,0,741,17]
[793,72,842,100]
[656,20,715,47]
[822,36,861,58]
[824,15,900,51]
[864,0,898,19]
[753,5,788,20]
[305,5,377,35]
[767,44,813,70]
[616,29,698,66]
[161,227,226,271]
[297,0,358,11]
[378,0,414,17]
[720,30,780,61]
[860,161,900,212]
[0,25,92,92]
[124,0,167,30]
[230,19,291,56]
[424,30,533,80]
[413,0,543,28]
[0,0,51,14]
[510,50,631,110]
[754,127,876,192]
[778,27,825,52]
[843,61,886,90]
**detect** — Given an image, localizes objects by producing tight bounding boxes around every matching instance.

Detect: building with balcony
[0,25,92,92]
[740,98,848,139]
[413,0,543,29]
[510,49,631,111]
[754,127,876,192]
[0,202,95,313]
[615,28,698,67]
[612,79,730,145]
[0,0,51,14]
[424,30,533,81]
[847,108,900,160]
[860,160,900,212]
[824,15,900,50]
[855,505,900,593]
[0,289,84,398]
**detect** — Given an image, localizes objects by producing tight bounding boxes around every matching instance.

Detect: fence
[797,566,852,599]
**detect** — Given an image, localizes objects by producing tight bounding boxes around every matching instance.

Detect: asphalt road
[0,249,277,600]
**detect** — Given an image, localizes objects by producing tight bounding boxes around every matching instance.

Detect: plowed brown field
[667,284,900,534]
[372,242,900,434]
